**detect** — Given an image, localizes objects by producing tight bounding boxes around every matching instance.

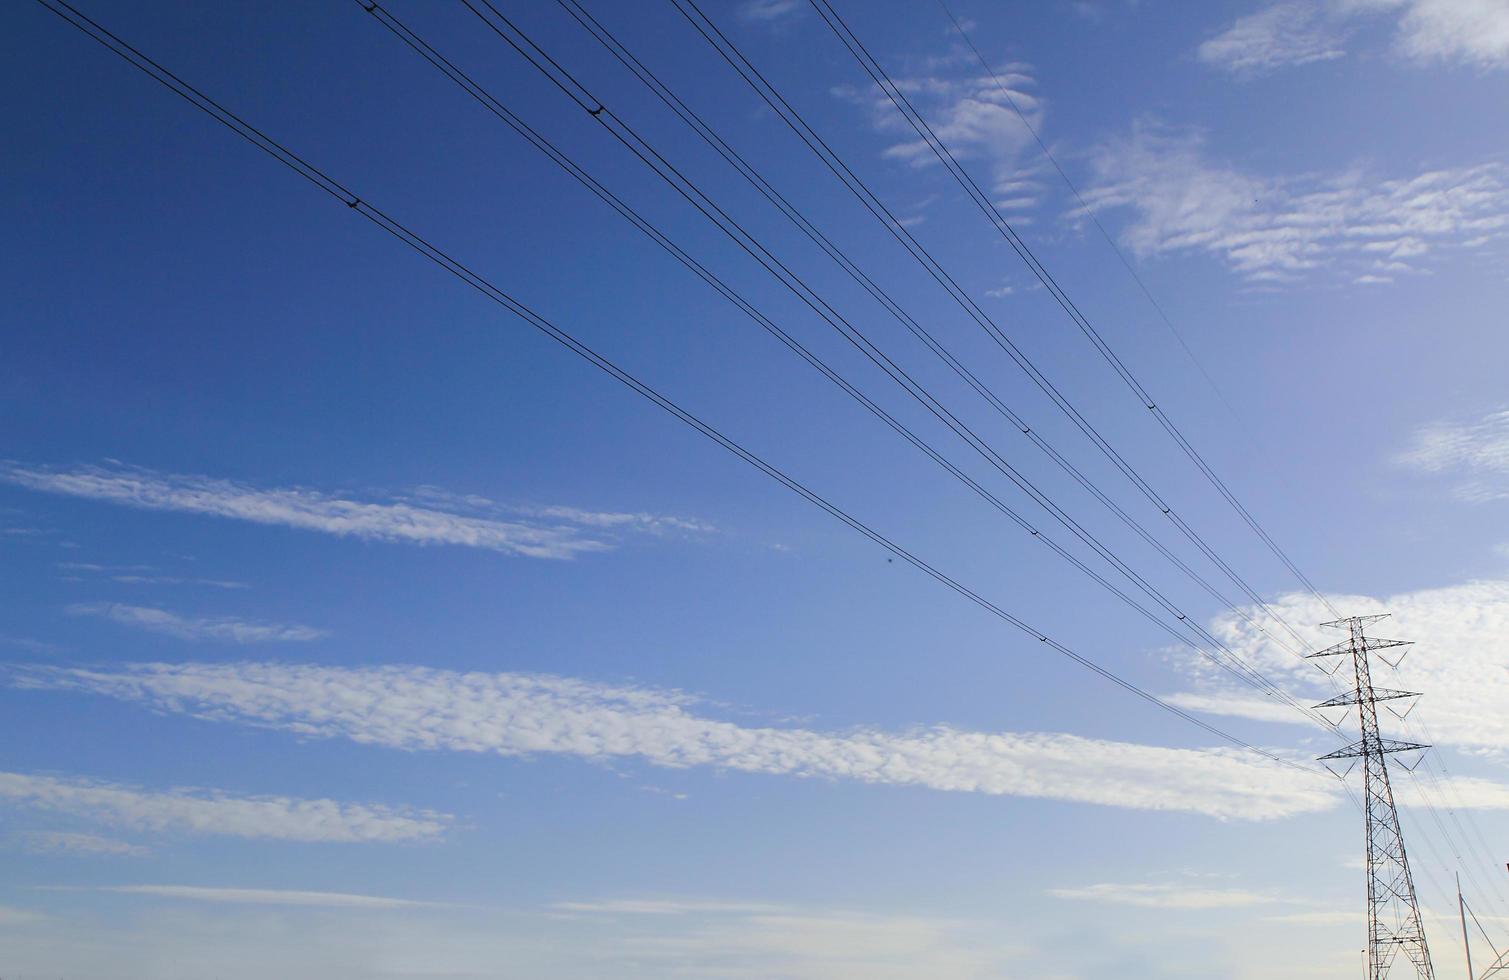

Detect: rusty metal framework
[1312,614,1434,980]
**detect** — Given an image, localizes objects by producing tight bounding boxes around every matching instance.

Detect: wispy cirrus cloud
[0,462,710,560]
[739,0,801,22]
[1201,0,1509,75]
[11,831,148,857]
[79,885,444,909]
[1198,1,1348,73]
[13,660,1336,820]
[1050,880,1283,909]
[551,896,1006,977]
[56,562,249,590]
[553,898,789,916]
[1080,122,1509,281]
[0,771,448,843]
[66,603,326,644]
[1396,408,1509,501]
[10,890,1023,979]
[835,56,1050,217]
[1388,0,1509,69]
[0,905,45,926]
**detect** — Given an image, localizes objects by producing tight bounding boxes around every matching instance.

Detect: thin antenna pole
[1462,874,1476,980]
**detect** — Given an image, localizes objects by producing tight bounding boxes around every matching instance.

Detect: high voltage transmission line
[545,0,1321,680]
[405,0,1335,730]
[27,0,1323,777]
[634,11,1509,900]
[32,0,1508,964]
[343,0,1310,720]
[404,0,1509,952]
[931,0,1267,454]
[529,17,1509,873]
[665,0,1327,659]
[804,0,1341,621]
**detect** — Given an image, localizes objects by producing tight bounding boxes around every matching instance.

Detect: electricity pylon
[1310,614,1435,980]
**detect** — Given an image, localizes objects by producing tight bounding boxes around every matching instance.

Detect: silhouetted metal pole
[1460,874,1475,980]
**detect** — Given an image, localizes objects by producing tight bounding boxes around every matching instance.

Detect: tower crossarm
[1319,738,1430,761]
[1316,689,1420,708]
[1306,636,1414,660]
[1321,613,1392,630]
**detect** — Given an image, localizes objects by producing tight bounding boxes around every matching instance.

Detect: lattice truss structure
[1312,614,1434,979]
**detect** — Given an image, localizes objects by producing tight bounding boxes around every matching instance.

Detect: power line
[429,0,1335,727]
[666,0,1324,658]
[806,0,1341,621]
[931,0,1266,455]
[551,0,1319,674]
[31,0,1326,777]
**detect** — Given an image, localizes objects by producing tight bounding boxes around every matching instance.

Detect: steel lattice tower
[1311,614,1434,979]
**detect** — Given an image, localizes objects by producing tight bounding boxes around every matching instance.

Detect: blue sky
[3,0,1509,976]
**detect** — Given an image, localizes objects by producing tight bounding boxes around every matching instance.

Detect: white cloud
[1397,408,1509,500]
[0,634,57,655]
[83,885,442,909]
[57,561,248,589]
[1264,908,1365,924]
[0,894,1025,980]
[12,831,148,857]
[552,896,1011,978]
[1081,122,1509,281]
[511,504,714,534]
[740,0,802,21]
[835,59,1049,214]
[1050,881,1282,909]
[1164,580,1509,756]
[1164,690,1317,724]
[1385,0,1509,68]
[554,898,788,916]
[14,660,1337,820]
[1202,0,1509,74]
[67,603,326,644]
[0,461,707,560]
[0,771,447,843]
[0,905,45,926]
[1198,1,1348,73]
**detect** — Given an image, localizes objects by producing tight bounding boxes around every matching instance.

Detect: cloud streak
[835,56,1049,216]
[56,562,248,590]
[1050,881,1282,909]
[1397,408,1509,501]
[11,831,149,857]
[82,885,443,908]
[67,603,327,644]
[0,462,709,560]
[0,771,448,843]
[1201,0,1509,74]
[14,661,1336,820]
[1081,122,1509,281]
[1198,1,1347,73]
